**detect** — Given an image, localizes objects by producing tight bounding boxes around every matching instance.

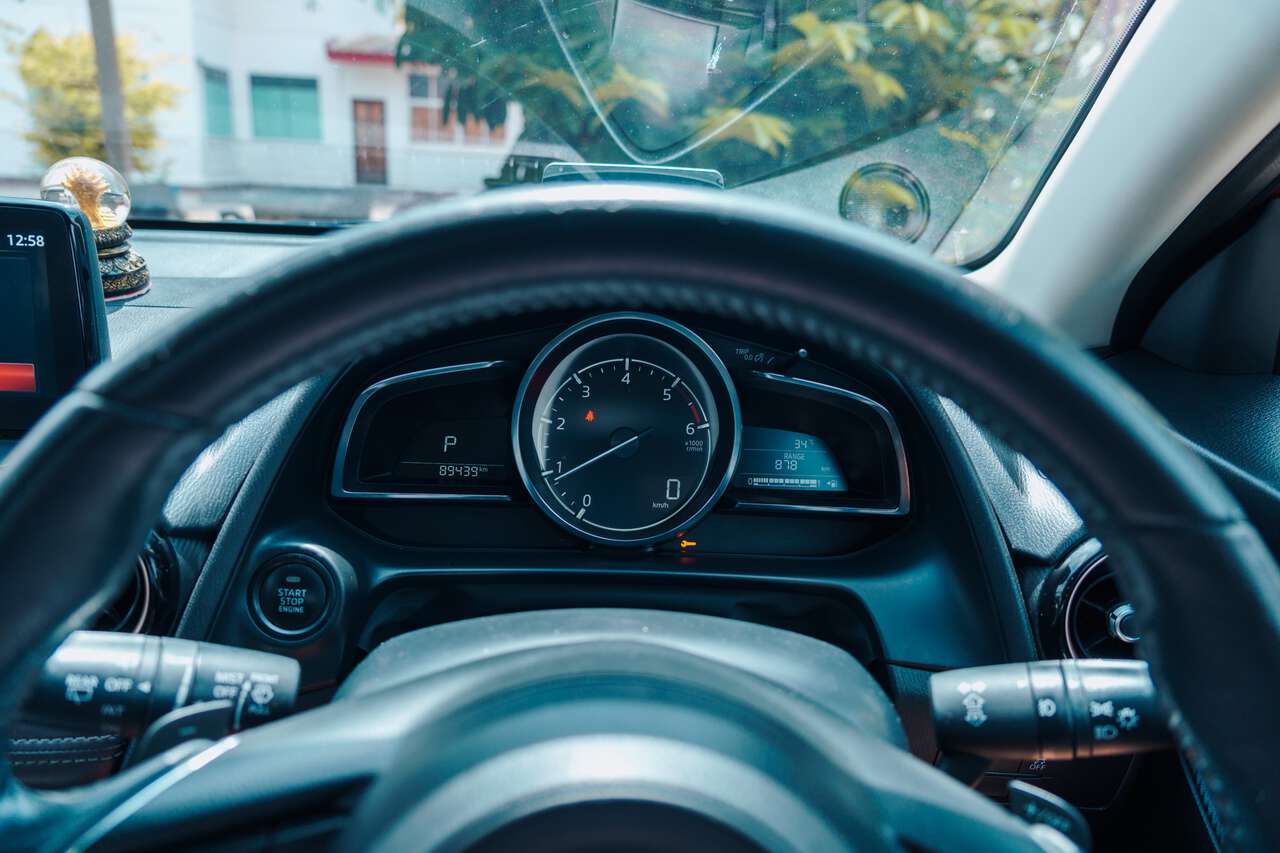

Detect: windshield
[0,0,1145,264]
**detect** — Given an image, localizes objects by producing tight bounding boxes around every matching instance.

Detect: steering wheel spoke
[94,611,1048,851]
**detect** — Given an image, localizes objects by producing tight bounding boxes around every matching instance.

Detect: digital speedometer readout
[733,426,848,492]
[513,315,740,547]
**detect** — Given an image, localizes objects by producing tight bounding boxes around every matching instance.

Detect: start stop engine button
[253,557,330,637]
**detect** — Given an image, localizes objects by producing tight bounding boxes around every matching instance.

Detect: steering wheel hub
[337,610,1013,852]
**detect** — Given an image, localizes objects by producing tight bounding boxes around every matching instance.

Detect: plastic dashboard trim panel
[183,342,1036,684]
[734,371,911,517]
[330,360,513,503]
[330,347,912,519]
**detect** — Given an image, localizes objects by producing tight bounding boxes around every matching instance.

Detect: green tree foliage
[399,0,1101,186]
[12,29,180,174]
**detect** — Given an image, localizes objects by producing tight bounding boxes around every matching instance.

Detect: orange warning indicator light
[585,409,595,422]
[679,538,698,550]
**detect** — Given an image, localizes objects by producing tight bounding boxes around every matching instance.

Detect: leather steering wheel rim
[0,185,1276,848]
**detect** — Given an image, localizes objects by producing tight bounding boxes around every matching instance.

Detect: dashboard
[4,228,1158,820]
[188,303,1036,728]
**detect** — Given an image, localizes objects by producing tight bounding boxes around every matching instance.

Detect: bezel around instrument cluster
[512,314,742,547]
[329,314,911,552]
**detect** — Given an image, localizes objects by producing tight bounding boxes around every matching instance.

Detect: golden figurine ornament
[40,156,150,300]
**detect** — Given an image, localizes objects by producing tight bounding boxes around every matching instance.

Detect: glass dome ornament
[41,157,132,226]
[40,156,150,300]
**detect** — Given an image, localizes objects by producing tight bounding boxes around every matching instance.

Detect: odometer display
[514,315,740,546]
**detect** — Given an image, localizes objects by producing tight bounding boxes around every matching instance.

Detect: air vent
[94,556,152,634]
[93,534,178,634]
[1038,541,1140,660]
[1061,553,1140,660]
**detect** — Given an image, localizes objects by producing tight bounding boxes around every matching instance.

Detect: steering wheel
[0,186,1277,851]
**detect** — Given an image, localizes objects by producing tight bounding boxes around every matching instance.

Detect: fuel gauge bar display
[733,426,847,492]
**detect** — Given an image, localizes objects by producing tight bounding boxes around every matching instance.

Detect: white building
[0,0,525,219]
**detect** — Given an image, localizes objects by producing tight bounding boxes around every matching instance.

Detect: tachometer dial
[513,314,740,546]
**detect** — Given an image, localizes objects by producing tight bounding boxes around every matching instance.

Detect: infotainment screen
[0,253,45,395]
[0,199,109,432]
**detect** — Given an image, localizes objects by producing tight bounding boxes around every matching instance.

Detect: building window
[408,72,432,100]
[203,67,232,137]
[407,68,504,144]
[408,70,447,142]
[410,105,441,140]
[250,75,321,140]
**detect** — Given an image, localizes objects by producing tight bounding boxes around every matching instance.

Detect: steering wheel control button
[130,699,235,766]
[1007,781,1092,851]
[253,557,331,637]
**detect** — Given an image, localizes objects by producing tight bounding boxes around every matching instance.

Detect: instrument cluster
[332,314,908,550]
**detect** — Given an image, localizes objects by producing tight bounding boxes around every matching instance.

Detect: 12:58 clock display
[513,314,741,546]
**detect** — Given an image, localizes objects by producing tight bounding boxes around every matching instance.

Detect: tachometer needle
[553,428,652,483]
